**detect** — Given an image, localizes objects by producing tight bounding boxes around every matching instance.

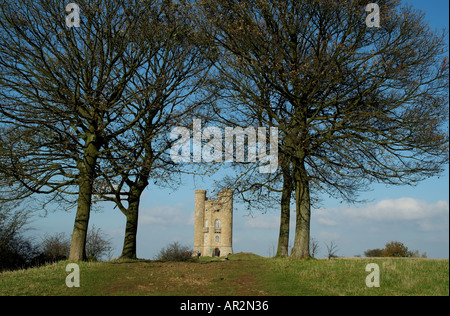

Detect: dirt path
[103,257,268,296]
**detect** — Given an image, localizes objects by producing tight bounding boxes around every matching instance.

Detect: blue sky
[30,0,449,260]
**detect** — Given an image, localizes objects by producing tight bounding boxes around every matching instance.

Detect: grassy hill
[0,253,448,296]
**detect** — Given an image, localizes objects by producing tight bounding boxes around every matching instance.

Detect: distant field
[0,253,448,296]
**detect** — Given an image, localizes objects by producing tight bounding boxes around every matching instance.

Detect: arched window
[215,236,220,243]
[205,220,209,228]
[215,220,220,228]
[204,235,208,243]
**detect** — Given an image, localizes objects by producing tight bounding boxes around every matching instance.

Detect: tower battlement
[193,189,233,257]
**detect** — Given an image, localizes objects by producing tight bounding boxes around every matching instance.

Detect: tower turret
[193,190,207,256]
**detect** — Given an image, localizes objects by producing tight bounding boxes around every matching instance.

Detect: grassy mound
[0,254,448,296]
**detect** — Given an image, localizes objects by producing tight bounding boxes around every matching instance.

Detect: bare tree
[325,241,339,260]
[39,233,71,262]
[0,201,32,253]
[85,225,113,261]
[310,237,320,258]
[93,1,215,259]
[0,199,37,271]
[200,0,449,259]
[0,0,171,261]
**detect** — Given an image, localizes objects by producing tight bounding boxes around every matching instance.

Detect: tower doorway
[214,248,220,257]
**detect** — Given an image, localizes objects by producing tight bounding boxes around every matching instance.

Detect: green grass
[264,257,449,296]
[0,253,448,296]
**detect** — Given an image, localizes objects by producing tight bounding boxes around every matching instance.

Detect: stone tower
[193,189,233,257]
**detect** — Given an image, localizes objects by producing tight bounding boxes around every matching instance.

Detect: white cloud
[317,217,338,227]
[140,204,192,227]
[245,215,280,229]
[314,198,449,232]
[316,231,340,241]
[341,198,449,222]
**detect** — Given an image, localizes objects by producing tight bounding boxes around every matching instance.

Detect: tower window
[215,220,220,228]
[215,236,220,243]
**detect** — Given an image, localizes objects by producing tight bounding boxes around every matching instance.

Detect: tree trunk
[69,175,92,262]
[69,132,100,262]
[291,161,311,259]
[120,198,140,260]
[276,165,292,257]
[119,175,148,259]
